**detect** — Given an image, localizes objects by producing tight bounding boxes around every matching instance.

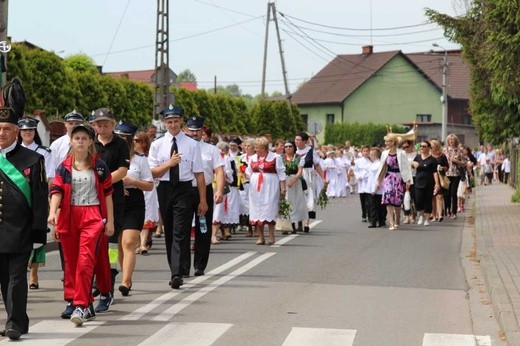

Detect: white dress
[324,157,338,197]
[284,156,307,223]
[246,152,286,223]
[213,155,240,224]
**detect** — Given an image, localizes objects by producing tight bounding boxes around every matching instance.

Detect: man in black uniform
[0,107,48,340]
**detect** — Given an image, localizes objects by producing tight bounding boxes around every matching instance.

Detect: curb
[475,188,520,344]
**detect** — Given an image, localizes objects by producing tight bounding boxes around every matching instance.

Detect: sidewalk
[475,183,520,344]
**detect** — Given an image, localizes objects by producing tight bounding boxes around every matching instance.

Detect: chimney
[362,45,373,55]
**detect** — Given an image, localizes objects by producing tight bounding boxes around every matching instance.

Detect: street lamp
[432,43,448,142]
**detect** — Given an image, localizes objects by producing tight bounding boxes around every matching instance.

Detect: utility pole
[153,0,173,120]
[260,2,271,99]
[433,43,448,142]
[0,0,8,88]
[441,50,448,143]
[260,1,292,112]
[271,2,290,98]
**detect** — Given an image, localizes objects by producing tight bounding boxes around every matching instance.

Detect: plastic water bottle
[199,216,208,234]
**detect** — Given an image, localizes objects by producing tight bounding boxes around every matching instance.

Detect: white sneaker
[417,216,424,225]
[424,219,430,226]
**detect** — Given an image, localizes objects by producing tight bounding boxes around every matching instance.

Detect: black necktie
[170,137,180,185]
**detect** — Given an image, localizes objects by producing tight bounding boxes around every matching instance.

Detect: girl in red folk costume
[48,124,115,327]
[246,137,286,245]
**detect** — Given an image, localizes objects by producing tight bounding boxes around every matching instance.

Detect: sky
[7,0,465,96]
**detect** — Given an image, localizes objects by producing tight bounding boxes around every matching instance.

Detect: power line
[91,16,264,58]
[102,0,132,66]
[279,11,433,31]
[190,0,258,18]
[282,23,441,38]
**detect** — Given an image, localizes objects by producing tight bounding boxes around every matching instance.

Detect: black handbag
[300,178,308,191]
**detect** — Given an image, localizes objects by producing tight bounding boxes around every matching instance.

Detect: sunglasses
[420,144,429,148]
[402,146,410,149]
[284,145,293,148]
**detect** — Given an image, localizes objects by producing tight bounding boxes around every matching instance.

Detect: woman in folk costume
[212,142,240,244]
[237,138,255,237]
[294,132,325,232]
[282,140,307,234]
[376,133,413,230]
[246,137,286,245]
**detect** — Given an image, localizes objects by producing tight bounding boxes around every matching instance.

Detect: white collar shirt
[148,131,204,182]
[198,140,225,185]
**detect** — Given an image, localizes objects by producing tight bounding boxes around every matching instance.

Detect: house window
[463,114,472,125]
[301,114,308,125]
[326,113,335,124]
[416,114,431,123]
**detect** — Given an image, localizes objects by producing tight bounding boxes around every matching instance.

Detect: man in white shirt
[50,110,84,167]
[148,105,208,289]
[184,115,225,276]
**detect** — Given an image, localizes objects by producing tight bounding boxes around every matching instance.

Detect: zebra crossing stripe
[0,320,104,345]
[138,322,232,346]
[282,327,357,346]
[120,251,257,321]
[422,333,492,346]
[152,252,276,321]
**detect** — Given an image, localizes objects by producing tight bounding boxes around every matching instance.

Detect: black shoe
[368,224,377,228]
[362,218,367,222]
[5,329,21,341]
[118,285,131,296]
[61,301,74,319]
[153,233,162,238]
[171,276,183,289]
[194,269,204,276]
[304,226,310,233]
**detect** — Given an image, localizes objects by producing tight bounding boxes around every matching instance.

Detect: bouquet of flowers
[278,198,292,219]
[317,185,329,210]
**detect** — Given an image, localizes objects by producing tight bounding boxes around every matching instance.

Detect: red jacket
[50,155,113,234]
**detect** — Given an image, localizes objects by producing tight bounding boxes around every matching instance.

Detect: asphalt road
[8,195,504,345]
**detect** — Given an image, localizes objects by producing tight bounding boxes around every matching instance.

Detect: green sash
[0,154,32,206]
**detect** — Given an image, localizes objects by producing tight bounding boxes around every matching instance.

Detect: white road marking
[152,252,276,321]
[422,333,492,346]
[271,234,298,247]
[309,219,323,228]
[138,322,232,346]
[120,251,257,321]
[282,327,357,346]
[0,321,104,345]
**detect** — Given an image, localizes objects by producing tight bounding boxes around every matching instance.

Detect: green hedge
[324,122,407,146]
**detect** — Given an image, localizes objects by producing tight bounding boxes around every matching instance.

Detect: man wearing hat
[148,105,208,288]
[90,108,130,312]
[184,115,225,276]
[0,107,48,340]
[50,110,84,167]
[18,117,55,290]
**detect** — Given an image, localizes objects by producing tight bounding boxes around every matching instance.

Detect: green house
[291,46,476,147]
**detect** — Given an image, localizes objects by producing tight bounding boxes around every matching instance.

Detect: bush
[324,122,407,146]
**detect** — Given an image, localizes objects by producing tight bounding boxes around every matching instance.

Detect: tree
[63,53,99,74]
[176,69,197,83]
[426,1,520,143]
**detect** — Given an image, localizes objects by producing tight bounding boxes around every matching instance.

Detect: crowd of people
[0,101,511,338]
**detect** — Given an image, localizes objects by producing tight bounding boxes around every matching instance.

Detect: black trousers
[445,176,461,216]
[157,181,198,278]
[359,192,370,219]
[0,251,31,333]
[415,184,434,214]
[192,184,213,272]
[367,194,386,226]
